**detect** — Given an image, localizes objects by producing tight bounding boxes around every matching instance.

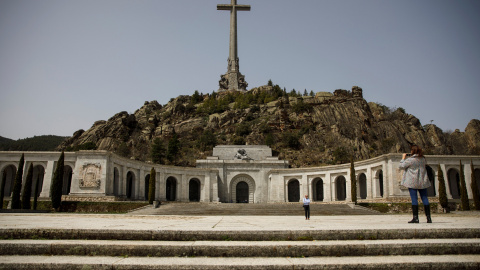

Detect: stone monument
[217,0,250,91]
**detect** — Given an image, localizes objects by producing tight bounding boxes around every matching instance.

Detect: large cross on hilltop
[217,0,250,92]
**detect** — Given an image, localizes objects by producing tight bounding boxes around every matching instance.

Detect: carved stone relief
[80,163,102,189]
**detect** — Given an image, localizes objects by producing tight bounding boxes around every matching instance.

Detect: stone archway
[426,166,436,197]
[312,177,324,201]
[287,179,300,202]
[144,174,150,201]
[336,176,346,201]
[126,171,135,199]
[166,176,177,201]
[231,175,255,203]
[32,165,45,198]
[376,170,384,198]
[1,165,16,197]
[113,167,120,196]
[189,178,201,202]
[358,173,367,199]
[62,165,73,195]
[447,168,460,199]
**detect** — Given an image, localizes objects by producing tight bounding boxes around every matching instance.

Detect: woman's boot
[424,205,432,223]
[408,205,419,223]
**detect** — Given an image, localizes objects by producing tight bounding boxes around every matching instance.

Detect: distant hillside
[57,83,480,168]
[0,135,68,151]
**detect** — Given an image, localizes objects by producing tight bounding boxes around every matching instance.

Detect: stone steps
[1,239,479,257]
[130,202,382,216]
[1,255,480,269]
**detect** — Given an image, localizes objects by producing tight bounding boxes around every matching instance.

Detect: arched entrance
[475,169,480,195]
[126,171,135,199]
[236,181,249,203]
[166,177,177,201]
[288,179,300,202]
[376,170,384,197]
[359,173,367,199]
[312,177,323,201]
[447,168,460,199]
[32,165,45,198]
[113,168,120,196]
[62,166,73,195]
[144,174,150,201]
[336,176,346,201]
[426,166,436,196]
[1,165,16,197]
[230,175,255,203]
[189,178,201,202]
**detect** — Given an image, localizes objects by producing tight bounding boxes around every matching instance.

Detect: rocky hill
[57,84,480,167]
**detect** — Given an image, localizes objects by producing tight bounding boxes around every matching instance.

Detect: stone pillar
[40,160,55,198]
[138,168,145,201]
[159,171,166,201]
[366,167,373,199]
[324,173,332,202]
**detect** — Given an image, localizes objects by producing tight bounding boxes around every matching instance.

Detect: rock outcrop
[57,86,480,167]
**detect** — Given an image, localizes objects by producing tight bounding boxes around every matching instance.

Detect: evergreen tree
[267,79,273,86]
[437,165,448,209]
[350,157,357,204]
[0,169,6,209]
[11,154,24,209]
[33,174,40,210]
[303,89,308,96]
[309,90,315,97]
[21,163,33,209]
[50,152,64,211]
[197,129,217,151]
[470,160,480,210]
[459,160,470,211]
[167,133,180,163]
[148,167,156,204]
[150,138,166,164]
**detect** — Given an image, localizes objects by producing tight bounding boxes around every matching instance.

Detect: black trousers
[304,205,310,219]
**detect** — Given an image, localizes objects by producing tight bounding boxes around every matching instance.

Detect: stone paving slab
[1,255,479,269]
[1,212,479,231]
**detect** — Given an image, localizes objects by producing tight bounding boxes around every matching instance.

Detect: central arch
[287,179,300,202]
[189,178,201,202]
[312,177,324,201]
[336,176,347,201]
[230,175,255,203]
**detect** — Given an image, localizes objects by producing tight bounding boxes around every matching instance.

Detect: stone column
[40,160,55,198]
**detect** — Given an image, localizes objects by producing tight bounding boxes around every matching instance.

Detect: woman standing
[399,145,432,223]
[303,195,311,220]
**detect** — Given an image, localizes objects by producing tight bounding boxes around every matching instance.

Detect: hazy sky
[1,0,479,140]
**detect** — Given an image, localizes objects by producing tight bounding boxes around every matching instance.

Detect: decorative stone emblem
[234,149,252,160]
[80,163,101,188]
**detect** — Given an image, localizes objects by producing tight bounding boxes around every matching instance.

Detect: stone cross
[217,0,250,91]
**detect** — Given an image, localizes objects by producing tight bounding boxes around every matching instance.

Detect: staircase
[1,221,479,269]
[129,202,381,216]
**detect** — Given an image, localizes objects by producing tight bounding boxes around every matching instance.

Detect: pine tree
[459,160,470,211]
[50,152,64,211]
[0,169,7,209]
[21,163,33,209]
[11,154,25,209]
[470,160,480,210]
[33,174,40,210]
[437,165,448,209]
[167,133,180,163]
[150,138,166,164]
[148,167,156,204]
[350,157,357,204]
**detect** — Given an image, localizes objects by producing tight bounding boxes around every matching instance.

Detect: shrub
[0,169,7,209]
[437,165,448,209]
[11,154,24,209]
[148,167,156,204]
[282,131,301,149]
[350,157,357,204]
[470,160,480,210]
[21,164,33,209]
[235,123,251,137]
[50,152,64,211]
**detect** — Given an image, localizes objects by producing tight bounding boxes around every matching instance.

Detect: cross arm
[217,4,250,11]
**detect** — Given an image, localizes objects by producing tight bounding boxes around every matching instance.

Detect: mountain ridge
[56,84,480,167]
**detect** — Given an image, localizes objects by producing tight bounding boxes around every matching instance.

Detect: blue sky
[1,0,479,140]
